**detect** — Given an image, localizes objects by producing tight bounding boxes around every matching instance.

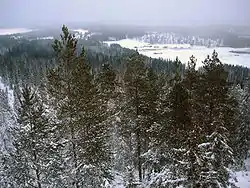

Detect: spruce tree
[196,51,236,187]
[145,58,192,187]
[167,58,192,186]
[182,56,204,187]
[230,84,250,168]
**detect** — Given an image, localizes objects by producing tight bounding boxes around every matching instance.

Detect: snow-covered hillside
[71,29,102,39]
[104,39,250,68]
[135,32,223,47]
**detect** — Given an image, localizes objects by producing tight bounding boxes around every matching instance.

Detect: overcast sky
[1,0,249,27]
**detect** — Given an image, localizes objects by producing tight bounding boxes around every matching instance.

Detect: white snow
[0,28,32,35]
[71,29,90,39]
[110,173,125,188]
[235,171,250,188]
[230,171,250,188]
[198,142,211,148]
[37,36,54,40]
[104,39,250,68]
[72,29,89,35]
[10,35,23,39]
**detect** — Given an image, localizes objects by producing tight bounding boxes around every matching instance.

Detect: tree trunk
[33,150,42,188]
[136,129,142,182]
[71,126,80,188]
[135,81,142,182]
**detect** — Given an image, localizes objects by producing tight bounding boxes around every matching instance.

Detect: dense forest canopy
[0,26,249,187]
[0,30,249,88]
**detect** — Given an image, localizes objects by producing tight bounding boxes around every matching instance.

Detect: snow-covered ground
[37,36,54,40]
[110,173,125,188]
[109,162,250,188]
[236,158,250,188]
[0,28,32,35]
[104,39,250,68]
[109,171,250,187]
[233,171,250,188]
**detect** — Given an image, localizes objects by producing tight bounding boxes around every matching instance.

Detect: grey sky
[0,0,249,27]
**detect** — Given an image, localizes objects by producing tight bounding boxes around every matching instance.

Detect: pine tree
[7,85,62,188]
[168,58,191,148]
[182,56,204,187]
[47,26,112,187]
[96,63,123,172]
[121,52,158,185]
[96,63,117,102]
[123,52,146,184]
[142,67,160,177]
[165,58,192,186]
[144,58,188,187]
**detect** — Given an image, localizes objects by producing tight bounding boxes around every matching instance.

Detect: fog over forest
[0,0,250,27]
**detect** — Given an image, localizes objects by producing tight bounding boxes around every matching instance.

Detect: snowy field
[0,28,32,35]
[104,39,250,68]
[233,171,250,188]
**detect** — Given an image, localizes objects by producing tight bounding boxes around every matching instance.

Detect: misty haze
[0,0,250,188]
[1,0,250,27]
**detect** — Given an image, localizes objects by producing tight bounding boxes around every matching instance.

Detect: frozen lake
[105,39,250,68]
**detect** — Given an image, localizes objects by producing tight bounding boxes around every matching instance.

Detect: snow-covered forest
[0,26,250,187]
